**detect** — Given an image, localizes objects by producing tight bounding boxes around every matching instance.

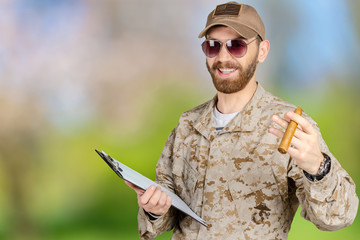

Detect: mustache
[211,61,241,71]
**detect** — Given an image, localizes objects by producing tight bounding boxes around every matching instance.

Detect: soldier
[126,2,358,239]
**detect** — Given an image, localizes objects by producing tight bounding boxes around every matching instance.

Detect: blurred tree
[0,92,47,239]
[348,0,360,36]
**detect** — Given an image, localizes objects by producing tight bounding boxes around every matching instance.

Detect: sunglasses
[201,38,257,58]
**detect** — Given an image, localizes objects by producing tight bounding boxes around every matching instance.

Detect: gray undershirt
[213,106,240,133]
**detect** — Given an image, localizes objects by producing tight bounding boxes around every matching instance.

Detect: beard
[206,55,258,94]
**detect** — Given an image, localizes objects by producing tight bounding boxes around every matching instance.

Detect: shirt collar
[193,83,266,140]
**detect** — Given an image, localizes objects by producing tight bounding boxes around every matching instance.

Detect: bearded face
[206,52,258,94]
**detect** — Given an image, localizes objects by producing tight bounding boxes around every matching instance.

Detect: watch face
[317,159,326,175]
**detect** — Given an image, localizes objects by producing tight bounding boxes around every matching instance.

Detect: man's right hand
[125,181,172,216]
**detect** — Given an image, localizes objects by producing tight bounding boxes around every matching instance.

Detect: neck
[216,79,258,114]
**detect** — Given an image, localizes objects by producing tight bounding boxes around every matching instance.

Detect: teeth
[219,68,236,74]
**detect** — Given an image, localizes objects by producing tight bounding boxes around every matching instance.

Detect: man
[126,2,358,239]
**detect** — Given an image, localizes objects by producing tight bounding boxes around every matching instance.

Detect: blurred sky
[0,0,359,129]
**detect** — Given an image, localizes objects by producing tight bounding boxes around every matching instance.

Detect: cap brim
[198,20,258,39]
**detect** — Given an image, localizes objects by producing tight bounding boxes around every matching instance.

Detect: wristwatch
[303,153,331,182]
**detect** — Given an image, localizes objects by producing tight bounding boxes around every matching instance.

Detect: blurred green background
[0,0,359,239]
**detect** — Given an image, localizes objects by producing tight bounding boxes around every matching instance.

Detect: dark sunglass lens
[227,39,247,57]
[202,40,221,58]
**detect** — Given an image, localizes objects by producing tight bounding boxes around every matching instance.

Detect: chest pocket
[229,161,278,195]
[228,161,283,218]
[172,157,199,207]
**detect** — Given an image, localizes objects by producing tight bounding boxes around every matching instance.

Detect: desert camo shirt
[137,84,359,240]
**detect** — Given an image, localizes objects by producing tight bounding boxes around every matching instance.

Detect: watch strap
[303,153,331,182]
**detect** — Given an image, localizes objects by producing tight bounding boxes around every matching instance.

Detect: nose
[216,43,233,61]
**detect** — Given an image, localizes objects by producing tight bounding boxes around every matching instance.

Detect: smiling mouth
[218,68,236,73]
[217,68,237,76]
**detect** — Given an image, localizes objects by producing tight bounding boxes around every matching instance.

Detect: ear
[257,40,270,63]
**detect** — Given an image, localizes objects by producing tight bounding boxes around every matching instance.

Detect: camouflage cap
[198,2,265,40]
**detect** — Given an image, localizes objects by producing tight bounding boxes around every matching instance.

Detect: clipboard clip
[95,149,124,179]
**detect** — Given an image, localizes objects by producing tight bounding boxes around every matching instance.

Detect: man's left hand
[269,111,324,175]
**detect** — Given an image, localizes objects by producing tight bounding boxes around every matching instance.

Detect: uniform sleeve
[138,128,179,239]
[288,115,359,231]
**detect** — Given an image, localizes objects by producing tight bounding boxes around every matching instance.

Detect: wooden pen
[278,107,302,154]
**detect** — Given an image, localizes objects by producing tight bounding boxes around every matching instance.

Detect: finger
[269,127,284,138]
[269,127,302,150]
[158,195,172,215]
[166,195,172,208]
[125,181,145,195]
[271,115,289,130]
[286,112,316,135]
[146,186,162,208]
[283,114,306,134]
[292,127,307,140]
[287,146,301,160]
[157,191,168,207]
[277,113,309,140]
[288,135,302,150]
[139,185,156,206]
[124,180,134,188]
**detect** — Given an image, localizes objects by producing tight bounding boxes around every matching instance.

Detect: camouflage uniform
[137,84,358,239]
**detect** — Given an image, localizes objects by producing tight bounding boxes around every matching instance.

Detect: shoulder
[260,90,297,117]
[170,98,213,138]
[259,88,319,129]
[178,99,212,123]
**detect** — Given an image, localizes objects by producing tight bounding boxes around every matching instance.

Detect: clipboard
[95,149,207,227]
